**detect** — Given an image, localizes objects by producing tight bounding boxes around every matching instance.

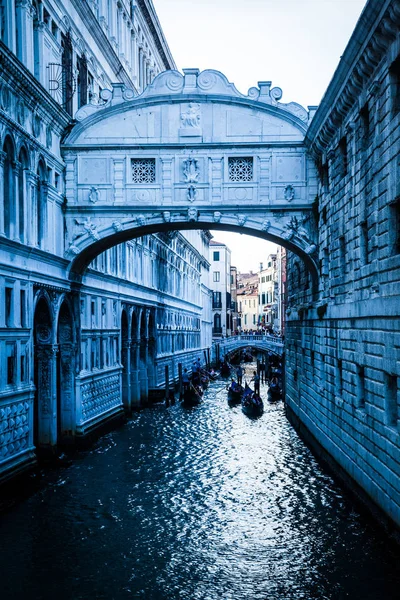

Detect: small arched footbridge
[213,335,284,363]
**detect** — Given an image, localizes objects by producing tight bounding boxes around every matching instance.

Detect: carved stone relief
[183,157,199,183]
[187,207,198,221]
[89,186,99,203]
[187,185,197,202]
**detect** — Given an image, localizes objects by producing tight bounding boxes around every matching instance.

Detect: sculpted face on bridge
[63,69,319,277]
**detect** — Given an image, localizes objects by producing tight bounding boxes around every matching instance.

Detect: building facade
[276,246,286,335]
[237,272,259,332]
[286,0,400,532]
[258,254,278,331]
[0,0,212,482]
[210,239,233,337]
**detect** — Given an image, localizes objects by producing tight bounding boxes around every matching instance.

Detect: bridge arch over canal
[62,68,319,288]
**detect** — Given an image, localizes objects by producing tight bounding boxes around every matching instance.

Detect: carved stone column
[109,0,118,50]
[3,0,17,53]
[0,151,6,236]
[33,21,46,84]
[13,160,22,242]
[16,0,35,71]
[38,181,49,250]
[58,342,75,441]
[26,171,38,246]
[10,160,19,241]
[130,340,141,407]
[121,338,131,411]
[35,344,58,449]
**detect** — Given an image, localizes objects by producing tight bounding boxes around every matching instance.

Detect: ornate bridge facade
[62,68,319,285]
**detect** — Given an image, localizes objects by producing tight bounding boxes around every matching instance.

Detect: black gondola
[267,383,282,402]
[220,362,231,377]
[182,384,203,406]
[227,381,243,404]
[241,384,264,417]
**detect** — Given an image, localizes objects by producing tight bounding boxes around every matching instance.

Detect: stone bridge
[62,68,319,287]
[213,335,284,363]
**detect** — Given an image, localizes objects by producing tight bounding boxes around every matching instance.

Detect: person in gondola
[182,368,190,393]
[270,375,280,388]
[230,379,240,393]
[236,365,243,386]
[250,371,260,395]
[192,361,200,385]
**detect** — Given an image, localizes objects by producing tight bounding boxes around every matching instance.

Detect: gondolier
[236,365,243,386]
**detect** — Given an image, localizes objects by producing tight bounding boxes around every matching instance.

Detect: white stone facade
[0,0,211,482]
[258,254,278,330]
[210,240,232,337]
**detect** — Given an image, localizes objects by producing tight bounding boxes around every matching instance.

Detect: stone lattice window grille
[228,157,253,182]
[131,158,156,183]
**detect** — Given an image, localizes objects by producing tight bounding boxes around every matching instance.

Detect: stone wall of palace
[285,0,400,532]
[0,1,211,483]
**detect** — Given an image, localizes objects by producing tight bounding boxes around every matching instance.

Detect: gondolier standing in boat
[236,365,243,386]
[182,368,190,393]
[250,371,260,395]
[192,361,200,384]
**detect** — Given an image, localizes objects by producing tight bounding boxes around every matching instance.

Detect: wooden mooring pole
[178,362,183,400]
[165,365,169,406]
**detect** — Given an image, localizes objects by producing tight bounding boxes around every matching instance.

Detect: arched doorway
[57,300,76,443]
[33,295,56,451]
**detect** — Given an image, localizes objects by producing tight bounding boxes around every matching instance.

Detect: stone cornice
[0,41,70,129]
[70,0,136,88]
[305,0,400,155]
[136,0,176,70]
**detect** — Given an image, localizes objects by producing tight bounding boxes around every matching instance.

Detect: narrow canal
[1,365,399,600]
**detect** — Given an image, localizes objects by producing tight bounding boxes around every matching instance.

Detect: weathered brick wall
[286,0,400,532]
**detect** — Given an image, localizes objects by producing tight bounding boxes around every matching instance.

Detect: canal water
[1,366,400,600]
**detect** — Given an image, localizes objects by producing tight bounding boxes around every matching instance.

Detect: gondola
[227,381,243,404]
[182,384,203,406]
[208,370,219,381]
[220,362,231,377]
[267,383,282,402]
[241,384,264,417]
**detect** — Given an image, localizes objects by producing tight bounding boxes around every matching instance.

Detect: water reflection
[1,365,399,600]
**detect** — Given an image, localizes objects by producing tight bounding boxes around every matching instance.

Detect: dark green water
[1,370,399,599]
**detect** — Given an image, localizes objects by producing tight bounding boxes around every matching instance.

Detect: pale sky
[153,0,368,273]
